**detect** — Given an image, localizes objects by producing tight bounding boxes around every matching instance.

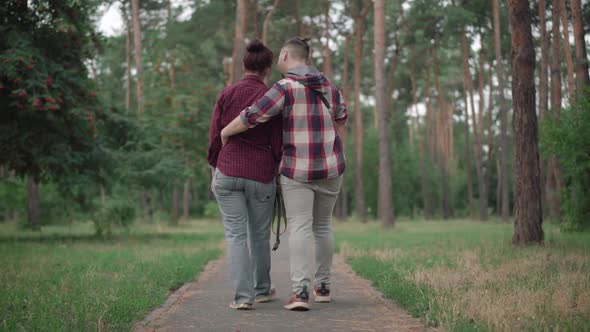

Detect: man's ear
[283,51,288,62]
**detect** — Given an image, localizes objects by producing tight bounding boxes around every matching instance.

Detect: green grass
[0,220,224,331]
[334,219,590,332]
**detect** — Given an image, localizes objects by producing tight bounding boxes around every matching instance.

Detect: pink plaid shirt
[239,66,347,183]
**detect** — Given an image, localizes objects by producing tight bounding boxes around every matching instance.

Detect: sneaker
[229,302,253,310]
[255,288,276,303]
[314,283,331,303]
[284,285,311,311]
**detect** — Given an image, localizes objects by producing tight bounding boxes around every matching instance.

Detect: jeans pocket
[255,181,275,202]
[214,170,235,196]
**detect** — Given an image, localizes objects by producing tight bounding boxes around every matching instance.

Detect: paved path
[134,238,429,332]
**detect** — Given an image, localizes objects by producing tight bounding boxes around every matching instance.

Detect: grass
[334,219,590,332]
[0,220,224,331]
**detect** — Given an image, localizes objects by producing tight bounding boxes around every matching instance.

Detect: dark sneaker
[255,288,276,303]
[229,302,253,310]
[284,285,310,311]
[314,282,331,303]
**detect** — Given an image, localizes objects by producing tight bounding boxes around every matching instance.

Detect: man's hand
[221,130,229,146]
[220,115,249,146]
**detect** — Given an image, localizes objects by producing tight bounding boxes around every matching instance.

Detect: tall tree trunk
[231,0,248,84]
[460,31,474,218]
[571,0,590,91]
[171,188,179,224]
[335,34,351,220]
[485,59,496,216]
[26,176,40,230]
[508,0,543,245]
[353,3,369,222]
[374,0,394,227]
[559,0,576,102]
[477,46,489,220]
[262,0,280,45]
[131,0,144,114]
[549,0,564,219]
[410,51,432,219]
[322,9,333,80]
[250,0,260,38]
[433,47,453,219]
[538,0,549,214]
[492,0,510,221]
[183,180,190,220]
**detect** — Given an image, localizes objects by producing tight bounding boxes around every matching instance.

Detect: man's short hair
[283,37,311,63]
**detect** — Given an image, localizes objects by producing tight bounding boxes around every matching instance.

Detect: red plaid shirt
[239,66,347,183]
[208,75,282,183]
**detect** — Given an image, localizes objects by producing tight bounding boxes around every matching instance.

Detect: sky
[97,0,194,37]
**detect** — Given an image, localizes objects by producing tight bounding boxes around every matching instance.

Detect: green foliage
[0,221,223,330]
[203,201,221,219]
[541,89,590,231]
[92,197,136,236]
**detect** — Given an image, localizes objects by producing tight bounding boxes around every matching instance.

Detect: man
[221,37,347,311]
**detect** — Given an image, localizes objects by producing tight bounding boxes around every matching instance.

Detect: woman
[207,40,282,310]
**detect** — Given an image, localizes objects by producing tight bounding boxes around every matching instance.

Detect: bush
[203,201,220,219]
[92,198,136,236]
[541,89,590,231]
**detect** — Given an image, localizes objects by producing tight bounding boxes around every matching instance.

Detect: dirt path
[134,238,430,332]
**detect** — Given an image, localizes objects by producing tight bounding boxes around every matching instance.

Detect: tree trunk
[549,0,564,219]
[322,10,333,80]
[571,0,590,91]
[183,179,190,220]
[26,176,40,230]
[250,0,261,38]
[353,4,369,222]
[460,31,474,218]
[373,0,394,227]
[485,60,496,216]
[538,0,549,214]
[335,34,351,220]
[433,47,453,219]
[262,0,280,45]
[559,0,576,102]
[554,0,576,103]
[492,0,510,221]
[410,50,432,219]
[171,187,179,224]
[508,0,544,245]
[231,0,248,84]
[476,46,489,220]
[131,0,144,114]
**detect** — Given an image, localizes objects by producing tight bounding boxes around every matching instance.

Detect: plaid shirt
[239,66,347,183]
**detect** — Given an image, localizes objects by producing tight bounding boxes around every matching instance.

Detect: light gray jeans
[213,169,275,305]
[280,175,343,294]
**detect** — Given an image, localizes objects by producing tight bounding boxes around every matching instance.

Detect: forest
[2,0,589,237]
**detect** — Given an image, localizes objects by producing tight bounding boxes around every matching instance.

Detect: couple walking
[207,37,347,311]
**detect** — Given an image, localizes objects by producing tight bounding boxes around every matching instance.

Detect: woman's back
[208,75,282,183]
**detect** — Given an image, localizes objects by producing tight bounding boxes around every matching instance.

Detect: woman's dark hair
[243,39,274,73]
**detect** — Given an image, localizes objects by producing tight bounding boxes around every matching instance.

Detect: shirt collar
[241,74,264,84]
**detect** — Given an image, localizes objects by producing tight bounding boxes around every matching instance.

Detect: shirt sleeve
[333,88,348,125]
[207,92,224,168]
[239,81,287,128]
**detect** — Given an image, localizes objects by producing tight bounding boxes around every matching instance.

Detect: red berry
[89,91,96,98]
[33,99,42,108]
[26,64,34,70]
[46,75,53,88]
[45,96,55,104]
[17,90,27,98]
[49,104,58,111]
[13,78,21,85]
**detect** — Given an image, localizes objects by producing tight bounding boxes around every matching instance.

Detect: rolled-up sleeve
[239,82,287,128]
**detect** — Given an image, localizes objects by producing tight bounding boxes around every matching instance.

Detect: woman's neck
[243,71,264,80]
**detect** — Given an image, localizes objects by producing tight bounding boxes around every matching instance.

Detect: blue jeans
[213,169,275,304]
